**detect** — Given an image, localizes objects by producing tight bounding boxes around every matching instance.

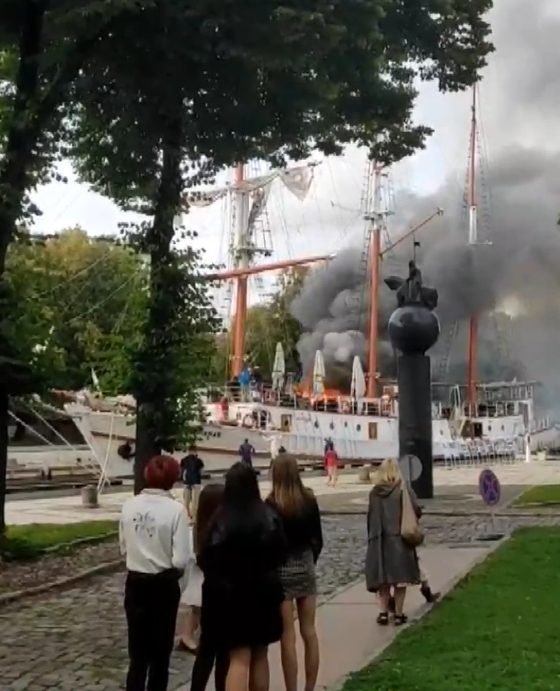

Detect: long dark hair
[223,462,261,510]
[194,483,224,555]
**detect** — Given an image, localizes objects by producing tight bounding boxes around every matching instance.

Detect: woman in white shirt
[120,454,191,691]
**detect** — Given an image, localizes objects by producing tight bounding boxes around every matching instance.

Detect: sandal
[394,614,408,626]
[376,612,389,626]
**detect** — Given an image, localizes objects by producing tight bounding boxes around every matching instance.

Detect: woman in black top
[267,454,323,691]
[198,462,286,691]
[189,483,228,691]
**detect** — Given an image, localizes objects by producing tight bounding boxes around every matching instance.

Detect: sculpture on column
[385,260,440,499]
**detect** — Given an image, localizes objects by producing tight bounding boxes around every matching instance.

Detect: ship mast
[366,164,383,397]
[364,164,442,399]
[467,86,478,412]
[231,164,250,377]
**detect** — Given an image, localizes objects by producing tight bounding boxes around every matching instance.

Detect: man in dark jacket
[239,438,256,468]
[180,446,204,520]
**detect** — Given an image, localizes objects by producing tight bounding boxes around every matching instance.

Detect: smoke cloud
[290,0,560,412]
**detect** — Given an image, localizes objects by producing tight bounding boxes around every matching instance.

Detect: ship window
[356,424,361,432]
[488,425,492,432]
[440,430,444,435]
[501,425,505,431]
[314,421,319,429]
[329,422,335,430]
[281,415,292,432]
[368,422,378,440]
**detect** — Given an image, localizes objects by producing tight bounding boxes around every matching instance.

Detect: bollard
[358,465,372,484]
[81,484,99,509]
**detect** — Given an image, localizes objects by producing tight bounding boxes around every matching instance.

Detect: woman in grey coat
[365,458,421,625]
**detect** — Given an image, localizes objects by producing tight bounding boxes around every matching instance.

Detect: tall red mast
[231,164,248,377]
[467,86,478,412]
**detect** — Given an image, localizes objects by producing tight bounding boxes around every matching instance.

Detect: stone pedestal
[388,302,440,500]
[396,354,433,498]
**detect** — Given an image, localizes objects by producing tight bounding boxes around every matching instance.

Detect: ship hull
[58,400,557,480]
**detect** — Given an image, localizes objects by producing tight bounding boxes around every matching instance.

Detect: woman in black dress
[198,462,286,691]
[189,483,228,691]
[267,454,323,691]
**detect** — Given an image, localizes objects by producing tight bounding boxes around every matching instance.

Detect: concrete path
[6,460,560,526]
[177,543,490,691]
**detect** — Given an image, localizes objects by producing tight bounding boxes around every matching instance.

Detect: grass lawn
[0,520,118,561]
[342,528,560,691]
[512,484,560,506]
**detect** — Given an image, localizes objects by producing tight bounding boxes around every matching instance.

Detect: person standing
[181,446,205,520]
[199,462,286,691]
[239,367,251,402]
[266,454,323,691]
[120,455,191,691]
[323,443,338,487]
[365,458,421,626]
[187,484,229,691]
[263,433,281,466]
[239,438,256,469]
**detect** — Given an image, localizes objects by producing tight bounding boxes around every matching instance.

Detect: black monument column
[386,261,440,499]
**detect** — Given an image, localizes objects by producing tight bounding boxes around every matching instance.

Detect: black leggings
[125,570,180,691]
[190,628,229,691]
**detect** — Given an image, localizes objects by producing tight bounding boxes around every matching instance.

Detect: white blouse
[119,489,191,574]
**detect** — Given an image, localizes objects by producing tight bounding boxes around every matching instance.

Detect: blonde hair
[269,453,312,517]
[375,458,402,485]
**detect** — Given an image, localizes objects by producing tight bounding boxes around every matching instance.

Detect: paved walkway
[0,515,369,691]
[176,544,490,691]
[7,460,560,526]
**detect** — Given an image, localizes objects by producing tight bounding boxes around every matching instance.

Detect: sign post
[478,468,503,541]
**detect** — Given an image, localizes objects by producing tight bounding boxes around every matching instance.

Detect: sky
[29,0,560,316]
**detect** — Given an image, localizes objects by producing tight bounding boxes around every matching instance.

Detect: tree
[0,0,147,532]
[69,0,493,490]
[5,227,148,392]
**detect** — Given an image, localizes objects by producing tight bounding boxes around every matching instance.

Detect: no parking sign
[479,469,501,506]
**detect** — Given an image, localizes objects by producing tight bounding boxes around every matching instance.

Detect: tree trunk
[133,111,183,494]
[0,1,47,533]
[0,392,8,534]
[134,404,162,494]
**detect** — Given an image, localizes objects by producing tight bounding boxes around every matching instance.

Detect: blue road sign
[479,469,501,507]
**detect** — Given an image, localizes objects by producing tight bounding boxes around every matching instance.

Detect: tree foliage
[5,227,147,392]
[66,0,494,489]
[0,0,150,531]
[0,0,495,507]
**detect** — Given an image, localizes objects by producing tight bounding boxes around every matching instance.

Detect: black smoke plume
[290,0,560,412]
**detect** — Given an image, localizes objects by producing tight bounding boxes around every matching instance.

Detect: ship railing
[530,417,551,433]
[440,437,518,469]
[205,382,399,417]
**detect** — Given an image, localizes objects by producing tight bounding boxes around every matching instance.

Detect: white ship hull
[60,398,560,480]
[8,396,559,481]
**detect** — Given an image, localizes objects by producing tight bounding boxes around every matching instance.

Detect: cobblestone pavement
[0,540,121,595]
[3,513,560,690]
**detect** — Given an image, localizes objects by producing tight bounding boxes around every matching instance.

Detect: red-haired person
[120,454,191,691]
